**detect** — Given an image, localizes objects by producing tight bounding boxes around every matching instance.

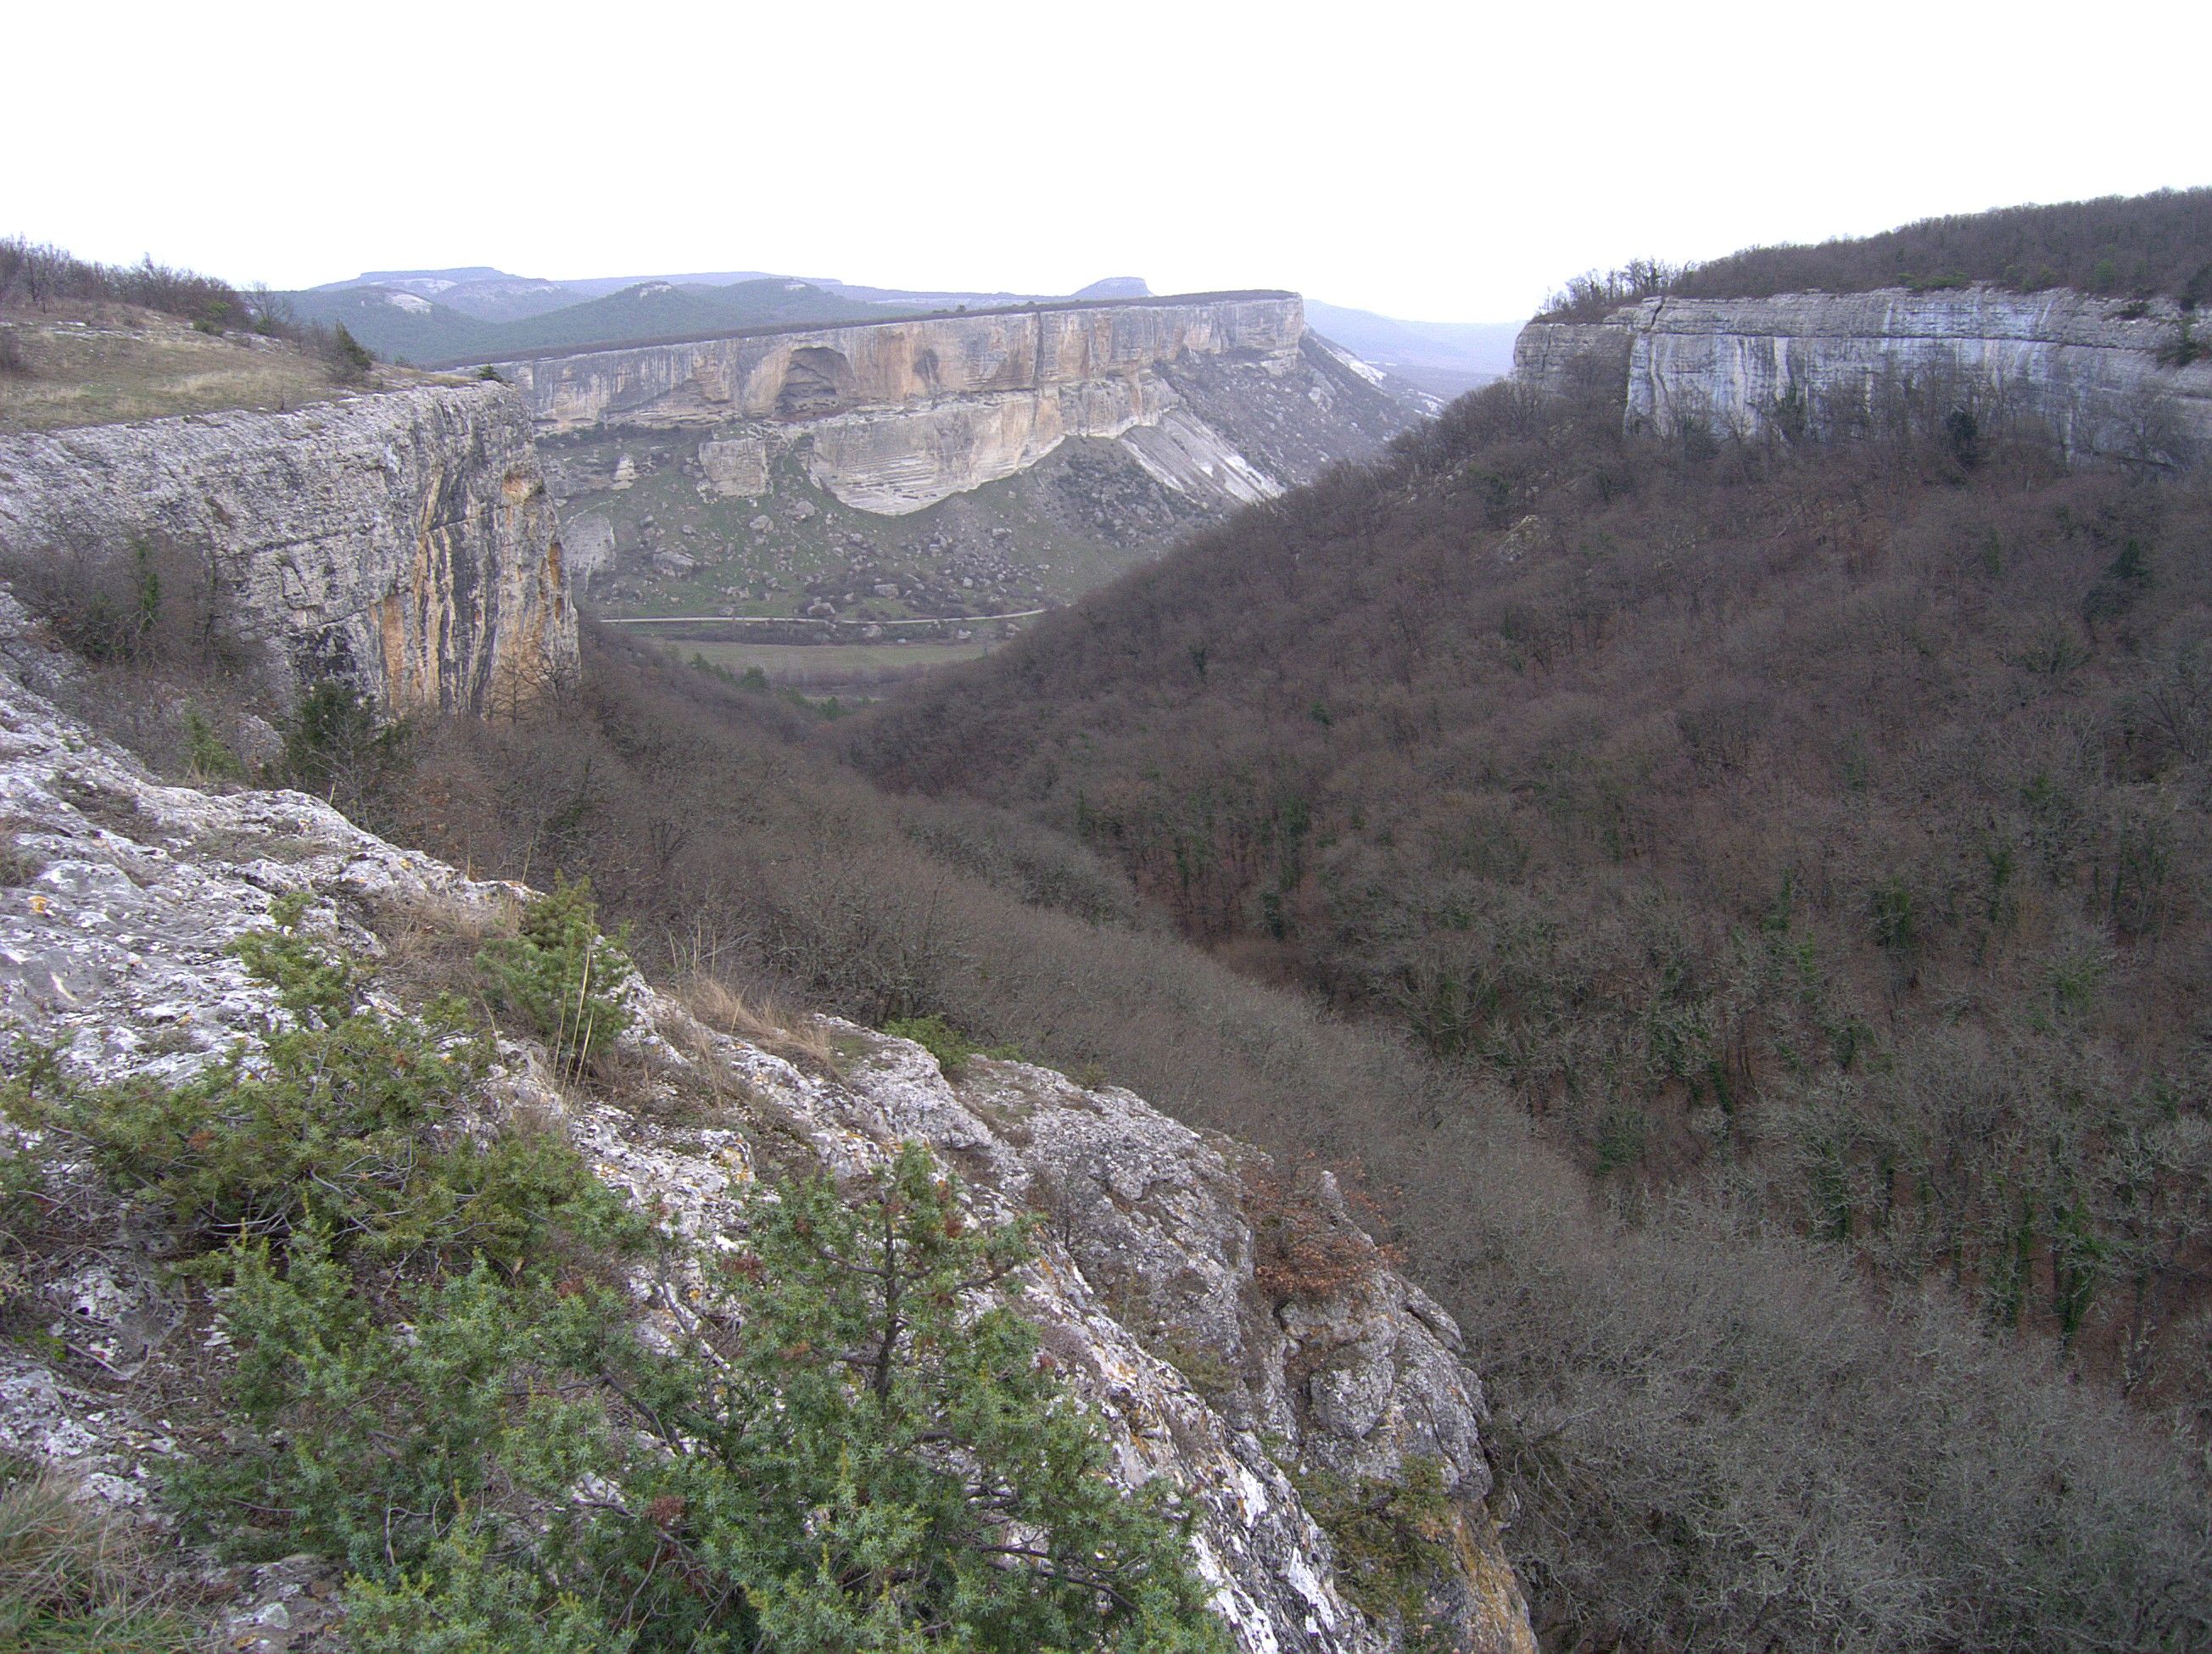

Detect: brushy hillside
[112,617,2198,1654]
[19,417,2212,1646]
[846,377,2212,1422]
[1543,186,2212,317]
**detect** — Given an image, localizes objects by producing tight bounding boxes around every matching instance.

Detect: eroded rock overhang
[483,294,1309,515]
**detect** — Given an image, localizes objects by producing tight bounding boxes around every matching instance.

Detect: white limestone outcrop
[0,384,577,715]
[0,620,1533,1654]
[489,296,1405,517]
[1515,288,2212,464]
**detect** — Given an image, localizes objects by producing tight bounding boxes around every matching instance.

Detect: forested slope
[24,411,2208,1650]
[1541,185,2212,316]
[847,377,2212,1420]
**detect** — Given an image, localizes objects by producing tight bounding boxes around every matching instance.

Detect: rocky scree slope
[0,382,577,716]
[1515,286,2212,464]
[495,296,1412,617]
[0,606,1532,1653]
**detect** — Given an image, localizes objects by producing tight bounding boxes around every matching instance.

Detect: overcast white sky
[13,0,2208,322]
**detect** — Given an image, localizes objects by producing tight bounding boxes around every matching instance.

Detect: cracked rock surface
[0,619,1531,1654]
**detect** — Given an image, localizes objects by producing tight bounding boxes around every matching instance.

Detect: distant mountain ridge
[279,274,896,363]
[1302,301,1522,400]
[286,265,1522,386]
[289,265,1152,363]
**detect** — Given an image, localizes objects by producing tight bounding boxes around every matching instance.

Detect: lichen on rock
[0,618,1531,1652]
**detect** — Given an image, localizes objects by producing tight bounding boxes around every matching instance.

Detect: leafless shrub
[85,500,2204,1653]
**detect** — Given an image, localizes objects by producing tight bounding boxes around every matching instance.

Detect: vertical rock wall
[0,383,578,715]
[484,295,1350,516]
[1515,288,2212,464]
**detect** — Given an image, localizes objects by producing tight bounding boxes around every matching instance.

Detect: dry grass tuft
[0,1467,198,1650]
[364,886,519,1004]
[676,973,836,1070]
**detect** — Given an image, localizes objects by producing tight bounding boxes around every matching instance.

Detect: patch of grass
[1145,1331,1236,1401]
[0,1464,201,1651]
[361,886,518,1005]
[0,304,375,434]
[0,841,39,888]
[185,828,326,865]
[675,972,835,1070]
[1291,1457,1459,1650]
[883,1013,1022,1079]
[48,776,152,841]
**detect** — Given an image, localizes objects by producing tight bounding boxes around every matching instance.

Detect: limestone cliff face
[0,614,1533,1654]
[495,297,1304,431]
[0,384,577,715]
[500,296,1412,621]
[490,295,1393,517]
[1515,288,2212,463]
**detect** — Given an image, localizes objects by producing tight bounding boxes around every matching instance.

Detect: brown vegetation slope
[390,624,2210,1652]
[17,427,2209,1650]
[847,377,2212,1421]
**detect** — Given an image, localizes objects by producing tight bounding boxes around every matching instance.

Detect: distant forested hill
[1544,186,2212,316]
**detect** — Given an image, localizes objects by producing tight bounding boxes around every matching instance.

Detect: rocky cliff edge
[0,383,577,717]
[1515,286,2212,465]
[0,603,1532,1654]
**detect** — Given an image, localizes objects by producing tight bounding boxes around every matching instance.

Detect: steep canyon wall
[1515,288,2212,464]
[0,383,577,714]
[489,294,1323,515]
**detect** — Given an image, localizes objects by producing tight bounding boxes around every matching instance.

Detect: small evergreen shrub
[477,875,635,1070]
[2,893,623,1270]
[1,897,1232,1651]
[182,707,244,782]
[883,1012,1019,1078]
[282,680,409,819]
[192,1140,1226,1651]
[179,1232,628,1575]
[327,323,375,381]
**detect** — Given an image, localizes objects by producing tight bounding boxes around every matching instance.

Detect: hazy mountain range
[282,265,1517,387]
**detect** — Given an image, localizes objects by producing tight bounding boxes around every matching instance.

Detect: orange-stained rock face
[0,383,578,718]
[491,296,1316,516]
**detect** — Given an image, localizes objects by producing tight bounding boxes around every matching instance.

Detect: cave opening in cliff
[776,347,857,419]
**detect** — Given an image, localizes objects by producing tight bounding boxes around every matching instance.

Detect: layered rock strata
[0,617,1533,1654]
[1515,288,2212,464]
[0,384,576,714]
[488,295,1391,516]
